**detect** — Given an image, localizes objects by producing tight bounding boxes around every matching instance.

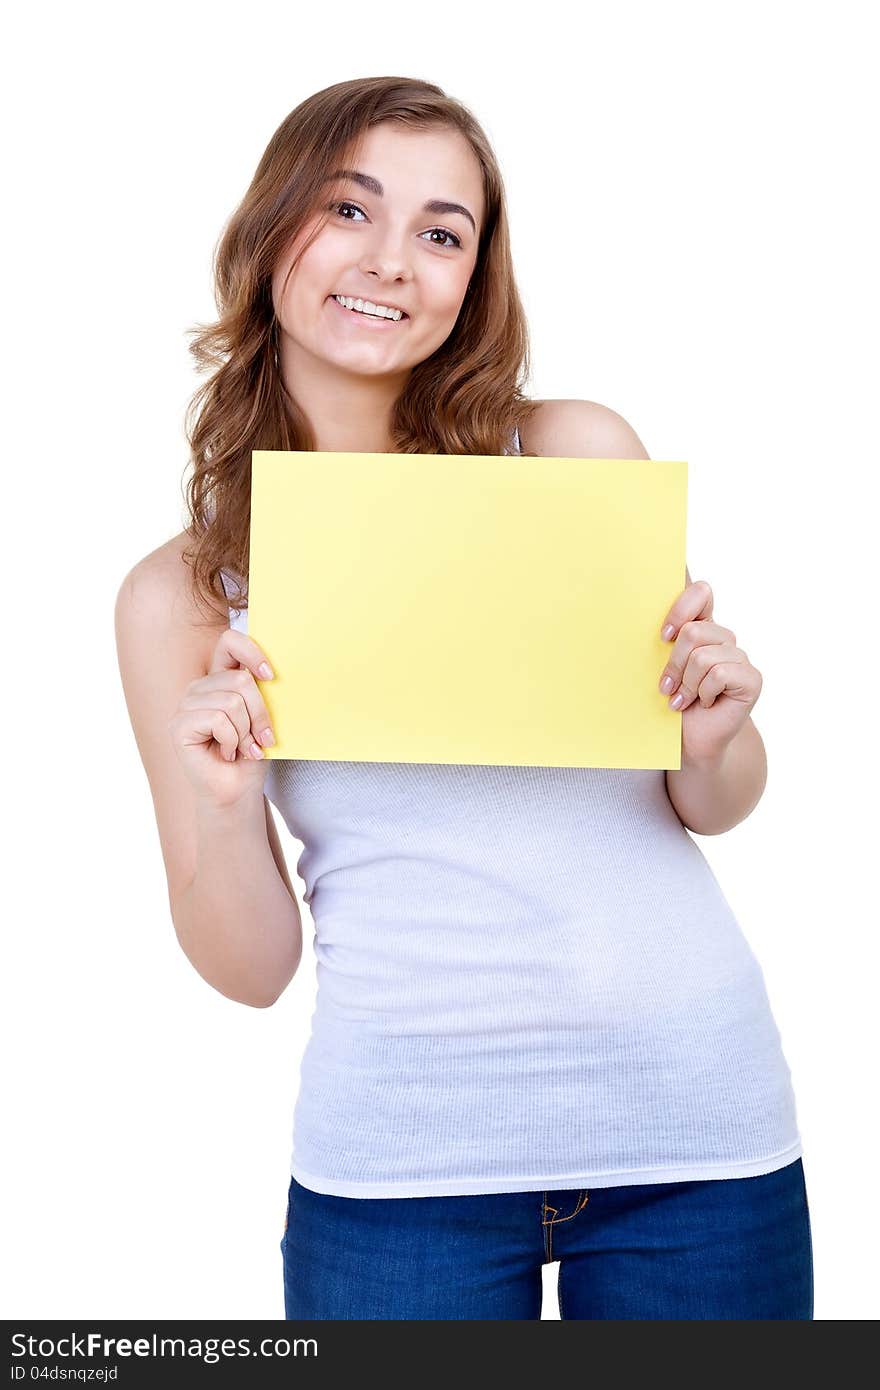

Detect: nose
[358,228,412,287]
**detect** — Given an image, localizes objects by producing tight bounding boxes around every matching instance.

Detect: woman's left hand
[658,578,763,768]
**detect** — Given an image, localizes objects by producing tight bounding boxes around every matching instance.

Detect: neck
[281,337,410,453]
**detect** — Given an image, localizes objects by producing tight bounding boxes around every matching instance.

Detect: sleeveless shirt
[219,423,803,1196]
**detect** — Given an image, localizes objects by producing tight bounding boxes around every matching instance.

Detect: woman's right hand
[168,628,277,807]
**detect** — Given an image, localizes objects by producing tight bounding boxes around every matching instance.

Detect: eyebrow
[323,168,477,235]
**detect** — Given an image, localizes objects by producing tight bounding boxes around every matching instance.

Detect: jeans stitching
[543,1190,589,1223]
[542,1192,553,1261]
[543,1191,590,1263]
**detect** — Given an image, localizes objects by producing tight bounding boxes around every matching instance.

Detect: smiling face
[271,122,485,385]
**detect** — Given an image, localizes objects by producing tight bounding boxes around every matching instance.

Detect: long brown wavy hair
[181,75,541,622]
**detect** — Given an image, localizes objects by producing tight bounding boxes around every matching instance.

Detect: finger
[209,627,276,684]
[187,667,276,748]
[182,684,266,757]
[172,707,241,762]
[660,578,714,642]
[671,643,745,710]
[695,655,761,710]
[658,622,736,694]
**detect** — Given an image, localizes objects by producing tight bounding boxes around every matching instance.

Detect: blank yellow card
[248,451,687,769]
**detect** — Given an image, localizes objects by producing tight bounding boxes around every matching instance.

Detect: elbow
[171,932,300,1010]
[169,896,302,1009]
[214,976,293,1010]
[243,992,281,1010]
[236,954,302,1009]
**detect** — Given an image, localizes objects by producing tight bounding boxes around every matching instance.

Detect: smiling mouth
[328,294,409,322]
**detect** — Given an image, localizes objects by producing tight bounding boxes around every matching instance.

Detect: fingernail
[661,624,675,641]
[249,741,264,758]
[258,727,275,747]
[258,662,274,680]
[660,675,675,694]
[669,692,684,709]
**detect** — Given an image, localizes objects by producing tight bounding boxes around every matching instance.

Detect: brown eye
[424,228,462,250]
[328,201,462,249]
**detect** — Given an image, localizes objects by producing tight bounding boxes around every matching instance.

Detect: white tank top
[220,424,803,1196]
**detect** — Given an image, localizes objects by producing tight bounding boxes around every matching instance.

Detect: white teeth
[333,294,403,320]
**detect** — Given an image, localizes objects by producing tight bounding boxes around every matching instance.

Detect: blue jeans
[280,1157,813,1319]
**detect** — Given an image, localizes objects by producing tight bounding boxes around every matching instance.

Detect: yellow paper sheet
[247,451,687,769]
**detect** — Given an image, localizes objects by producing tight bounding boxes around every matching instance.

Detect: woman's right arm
[114,537,302,1008]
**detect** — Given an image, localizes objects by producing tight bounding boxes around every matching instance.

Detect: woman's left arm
[660,572,768,836]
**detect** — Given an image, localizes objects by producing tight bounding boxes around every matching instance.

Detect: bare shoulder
[522,401,691,586]
[115,530,227,650]
[519,398,650,460]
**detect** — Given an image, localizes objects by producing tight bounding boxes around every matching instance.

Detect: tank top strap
[218,565,245,607]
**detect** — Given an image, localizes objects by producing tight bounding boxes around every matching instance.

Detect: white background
[3,0,876,1321]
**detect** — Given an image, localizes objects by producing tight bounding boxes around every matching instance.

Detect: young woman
[115,76,813,1320]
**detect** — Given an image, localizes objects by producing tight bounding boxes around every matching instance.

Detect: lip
[326,294,409,326]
